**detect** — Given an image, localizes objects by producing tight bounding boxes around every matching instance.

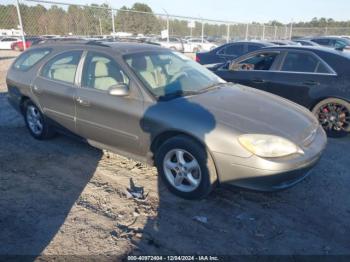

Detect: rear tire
[312,98,350,138]
[155,135,217,200]
[24,100,55,140]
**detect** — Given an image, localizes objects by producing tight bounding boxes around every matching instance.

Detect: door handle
[303,80,319,86]
[76,97,90,106]
[32,85,43,94]
[252,78,266,84]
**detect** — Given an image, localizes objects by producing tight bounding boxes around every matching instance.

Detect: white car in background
[0,37,20,50]
[183,38,218,53]
[151,37,184,52]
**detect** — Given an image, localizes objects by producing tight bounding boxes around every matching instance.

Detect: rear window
[13,48,51,71]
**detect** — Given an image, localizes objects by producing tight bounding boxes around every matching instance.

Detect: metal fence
[1,0,350,48]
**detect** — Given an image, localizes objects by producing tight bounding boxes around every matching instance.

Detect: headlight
[238,134,304,158]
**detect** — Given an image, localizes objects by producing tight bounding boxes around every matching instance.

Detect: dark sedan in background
[195,41,274,65]
[306,36,350,50]
[211,46,350,137]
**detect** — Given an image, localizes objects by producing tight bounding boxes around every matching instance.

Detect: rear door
[75,50,144,156]
[32,50,83,132]
[262,50,338,108]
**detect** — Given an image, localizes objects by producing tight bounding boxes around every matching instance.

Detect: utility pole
[201,19,204,43]
[289,20,293,40]
[162,9,170,43]
[99,17,103,35]
[274,25,277,40]
[262,24,265,40]
[245,23,249,40]
[111,8,116,37]
[15,0,26,50]
[226,24,230,43]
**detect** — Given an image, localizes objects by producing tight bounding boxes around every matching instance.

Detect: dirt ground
[0,50,349,260]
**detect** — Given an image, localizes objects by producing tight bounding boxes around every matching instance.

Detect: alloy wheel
[26,105,44,136]
[163,149,202,193]
[316,102,350,132]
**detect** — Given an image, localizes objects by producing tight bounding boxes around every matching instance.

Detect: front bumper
[212,126,327,191]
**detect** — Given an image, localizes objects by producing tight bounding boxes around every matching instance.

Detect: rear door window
[312,39,330,46]
[281,51,332,73]
[13,48,51,71]
[41,51,82,85]
[247,44,262,52]
[222,44,244,56]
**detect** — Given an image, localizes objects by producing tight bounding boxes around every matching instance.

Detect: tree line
[1,3,350,37]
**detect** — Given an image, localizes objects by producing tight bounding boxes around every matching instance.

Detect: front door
[75,51,144,156]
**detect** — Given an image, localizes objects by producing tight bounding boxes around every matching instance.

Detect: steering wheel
[170,71,189,83]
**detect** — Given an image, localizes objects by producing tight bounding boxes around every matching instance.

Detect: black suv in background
[195,41,274,65]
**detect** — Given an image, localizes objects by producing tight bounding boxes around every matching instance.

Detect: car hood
[186,84,319,144]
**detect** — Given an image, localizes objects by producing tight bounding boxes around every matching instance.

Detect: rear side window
[221,44,244,56]
[281,52,331,73]
[312,39,330,46]
[41,51,82,84]
[13,48,51,71]
[247,44,262,52]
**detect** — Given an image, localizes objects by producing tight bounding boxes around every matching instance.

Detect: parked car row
[149,36,218,53]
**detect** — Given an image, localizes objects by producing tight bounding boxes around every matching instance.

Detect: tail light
[195,54,200,63]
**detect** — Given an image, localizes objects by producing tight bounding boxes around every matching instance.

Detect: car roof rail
[85,40,111,47]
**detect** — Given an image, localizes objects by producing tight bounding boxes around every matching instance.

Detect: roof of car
[261,45,350,59]
[36,40,167,55]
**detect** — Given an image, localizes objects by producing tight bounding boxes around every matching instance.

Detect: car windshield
[125,51,225,99]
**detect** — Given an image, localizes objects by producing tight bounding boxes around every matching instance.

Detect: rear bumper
[213,126,327,191]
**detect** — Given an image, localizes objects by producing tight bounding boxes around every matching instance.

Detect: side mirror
[335,43,347,51]
[108,84,129,96]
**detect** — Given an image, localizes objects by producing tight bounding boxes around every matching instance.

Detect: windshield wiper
[198,83,223,94]
[158,90,200,100]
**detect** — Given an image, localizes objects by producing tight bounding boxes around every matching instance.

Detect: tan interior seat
[92,61,118,91]
[51,65,77,83]
[131,56,157,88]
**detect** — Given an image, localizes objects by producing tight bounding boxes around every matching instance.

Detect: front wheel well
[151,131,205,156]
[19,96,30,114]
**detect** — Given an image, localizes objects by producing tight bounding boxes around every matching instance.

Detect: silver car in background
[6,41,327,199]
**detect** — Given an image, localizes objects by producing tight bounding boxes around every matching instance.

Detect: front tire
[312,98,350,137]
[155,135,217,199]
[24,101,55,140]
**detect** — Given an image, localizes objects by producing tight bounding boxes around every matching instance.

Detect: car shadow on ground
[0,94,103,257]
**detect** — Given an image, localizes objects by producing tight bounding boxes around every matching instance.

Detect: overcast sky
[6,0,350,23]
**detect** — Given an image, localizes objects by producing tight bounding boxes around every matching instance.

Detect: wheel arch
[310,96,350,111]
[19,95,31,114]
[150,129,219,181]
